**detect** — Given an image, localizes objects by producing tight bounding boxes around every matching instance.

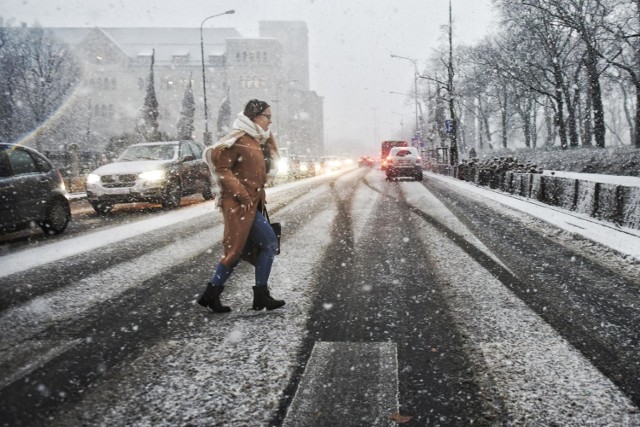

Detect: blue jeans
[210,210,278,287]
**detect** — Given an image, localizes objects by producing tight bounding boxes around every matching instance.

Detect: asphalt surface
[1,168,639,425]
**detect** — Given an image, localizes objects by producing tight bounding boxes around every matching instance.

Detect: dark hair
[243,99,270,121]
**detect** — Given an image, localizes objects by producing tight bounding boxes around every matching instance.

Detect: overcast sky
[0,0,497,155]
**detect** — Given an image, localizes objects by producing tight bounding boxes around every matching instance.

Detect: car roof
[390,146,418,154]
[130,141,180,147]
[0,142,43,154]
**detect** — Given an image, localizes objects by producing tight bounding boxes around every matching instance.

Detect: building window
[111,78,117,90]
[243,51,247,62]
[108,104,114,118]
[172,55,188,65]
[137,55,152,66]
[263,52,268,63]
[236,52,241,62]
[209,55,224,66]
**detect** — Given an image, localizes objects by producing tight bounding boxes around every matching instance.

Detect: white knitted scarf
[212,113,271,149]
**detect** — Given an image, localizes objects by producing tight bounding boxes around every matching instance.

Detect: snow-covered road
[1,168,639,426]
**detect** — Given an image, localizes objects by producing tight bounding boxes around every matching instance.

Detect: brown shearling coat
[211,134,268,267]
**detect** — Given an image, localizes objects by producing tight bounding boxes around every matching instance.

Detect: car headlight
[277,159,289,175]
[139,169,166,182]
[86,173,101,184]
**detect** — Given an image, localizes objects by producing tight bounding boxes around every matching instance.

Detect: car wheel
[162,180,181,209]
[40,198,70,234]
[91,201,114,215]
[202,185,215,200]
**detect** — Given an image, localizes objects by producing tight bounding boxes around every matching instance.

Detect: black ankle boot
[198,284,231,313]
[252,286,285,311]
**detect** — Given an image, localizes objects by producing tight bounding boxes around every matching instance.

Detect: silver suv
[385,146,423,181]
[86,140,214,214]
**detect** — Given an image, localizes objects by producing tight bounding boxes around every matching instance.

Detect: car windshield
[395,150,412,157]
[118,145,177,161]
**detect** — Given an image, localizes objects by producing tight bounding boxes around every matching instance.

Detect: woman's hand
[240,200,253,213]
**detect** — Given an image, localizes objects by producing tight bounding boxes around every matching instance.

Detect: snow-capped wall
[459,169,640,230]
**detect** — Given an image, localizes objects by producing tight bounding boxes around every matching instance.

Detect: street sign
[444,119,454,135]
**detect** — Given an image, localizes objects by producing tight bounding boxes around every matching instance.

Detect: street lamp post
[390,54,419,141]
[200,9,235,144]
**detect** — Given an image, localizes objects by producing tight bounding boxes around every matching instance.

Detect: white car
[85,141,214,214]
[385,146,423,181]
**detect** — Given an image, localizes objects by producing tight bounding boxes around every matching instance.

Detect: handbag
[241,205,281,265]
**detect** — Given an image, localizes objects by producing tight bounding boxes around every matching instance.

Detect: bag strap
[258,200,270,223]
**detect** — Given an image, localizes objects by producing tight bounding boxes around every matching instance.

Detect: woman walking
[197,99,285,313]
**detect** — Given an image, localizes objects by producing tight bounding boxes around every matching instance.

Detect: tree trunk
[553,65,569,149]
[500,89,508,149]
[476,97,484,150]
[531,98,538,149]
[636,84,640,148]
[582,81,593,146]
[544,101,556,146]
[586,48,606,147]
[635,0,640,147]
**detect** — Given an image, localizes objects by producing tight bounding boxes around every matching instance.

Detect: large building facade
[39,22,323,163]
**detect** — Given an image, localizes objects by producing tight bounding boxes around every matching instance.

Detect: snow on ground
[45,178,344,426]
[3,167,640,425]
[426,172,640,261]
[399,180,640,425]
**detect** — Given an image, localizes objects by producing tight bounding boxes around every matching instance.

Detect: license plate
[103,187,131,195]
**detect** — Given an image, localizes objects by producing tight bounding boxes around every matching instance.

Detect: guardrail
[430,163,640,230]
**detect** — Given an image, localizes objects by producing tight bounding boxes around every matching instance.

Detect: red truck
[380,140,409,170]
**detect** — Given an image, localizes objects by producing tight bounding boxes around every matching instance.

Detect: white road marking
[0,339,81,389]
[284,341,399,427]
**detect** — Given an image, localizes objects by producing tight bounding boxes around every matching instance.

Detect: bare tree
[598,0,640,147]
[0,23,79,145]
[523,0,611,148]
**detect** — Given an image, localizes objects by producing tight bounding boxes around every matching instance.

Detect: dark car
[0,143,71,234]
[85,140,214,214]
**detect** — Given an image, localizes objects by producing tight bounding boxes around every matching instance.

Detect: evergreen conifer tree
[216,90,232,139]
[176,76,195,140]
[136,49,162,142]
